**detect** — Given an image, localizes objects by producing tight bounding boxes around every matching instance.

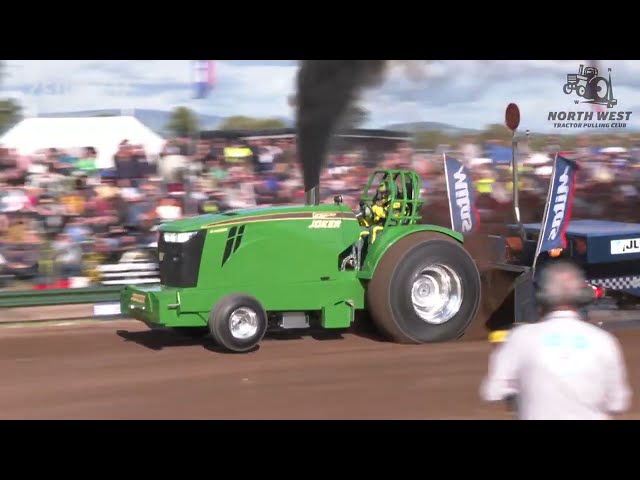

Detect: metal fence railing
[0,286,121,308]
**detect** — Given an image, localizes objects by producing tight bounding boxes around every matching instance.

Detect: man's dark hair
[537,261,591,310]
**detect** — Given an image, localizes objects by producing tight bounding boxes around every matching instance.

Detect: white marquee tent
[0,116,166,169]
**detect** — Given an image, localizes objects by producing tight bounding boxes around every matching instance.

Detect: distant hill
[385,121,482,136]
[38,109,225,136]
[37,109,294,136]
[385,120,640,136]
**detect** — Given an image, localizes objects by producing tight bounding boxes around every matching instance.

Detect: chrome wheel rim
[229,307,259,339]
[411,264,463,325]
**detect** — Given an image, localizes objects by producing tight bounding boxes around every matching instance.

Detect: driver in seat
[359,181,391,227]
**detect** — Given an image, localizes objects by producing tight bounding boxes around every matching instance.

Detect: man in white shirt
[480,261,632,420]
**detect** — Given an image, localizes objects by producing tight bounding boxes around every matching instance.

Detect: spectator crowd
[2,130,640,290]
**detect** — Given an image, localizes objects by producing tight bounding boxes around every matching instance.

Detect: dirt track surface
[0,320,639,420]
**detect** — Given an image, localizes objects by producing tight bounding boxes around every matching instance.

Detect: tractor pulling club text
[548,111,633,129]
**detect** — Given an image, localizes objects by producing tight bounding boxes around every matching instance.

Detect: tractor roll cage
[360,169,424,227]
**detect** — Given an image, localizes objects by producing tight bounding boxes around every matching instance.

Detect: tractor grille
[158,230,207,288]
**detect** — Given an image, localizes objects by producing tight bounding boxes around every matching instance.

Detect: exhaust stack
[305,186,320,206]
[294,61,388,209]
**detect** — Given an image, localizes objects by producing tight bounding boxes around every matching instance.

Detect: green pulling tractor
[120,164,524,352]
[120,169,491,353]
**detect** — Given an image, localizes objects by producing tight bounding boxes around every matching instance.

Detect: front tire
[208,294,268,353]
[367,232,481,343]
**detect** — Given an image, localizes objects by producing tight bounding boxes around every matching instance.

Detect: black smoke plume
[294,60,388,204]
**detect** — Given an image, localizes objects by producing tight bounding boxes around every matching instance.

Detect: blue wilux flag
[535,154,578,258]
[443,155,480,235]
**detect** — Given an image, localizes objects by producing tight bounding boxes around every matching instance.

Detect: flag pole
[505,103,524,239]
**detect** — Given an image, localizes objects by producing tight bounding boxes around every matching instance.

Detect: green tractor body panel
[121,203,367,330]
[119,168,467,335]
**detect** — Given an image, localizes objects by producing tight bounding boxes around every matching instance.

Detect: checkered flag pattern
[588,276,640,290]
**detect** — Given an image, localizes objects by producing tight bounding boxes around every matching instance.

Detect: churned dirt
[0,318,639,420]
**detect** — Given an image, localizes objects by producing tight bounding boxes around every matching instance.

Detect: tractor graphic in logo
[562,64,617,108]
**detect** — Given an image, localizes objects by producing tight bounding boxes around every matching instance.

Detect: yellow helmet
[377,180,390,199]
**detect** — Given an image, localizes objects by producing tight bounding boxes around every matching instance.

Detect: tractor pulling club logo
[548,64,632,129]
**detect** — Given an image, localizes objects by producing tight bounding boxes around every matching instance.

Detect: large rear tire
[367,232,481,343]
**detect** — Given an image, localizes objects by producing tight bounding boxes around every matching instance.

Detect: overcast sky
[2,60,640,133]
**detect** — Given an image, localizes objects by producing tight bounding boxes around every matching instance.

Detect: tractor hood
[158,204,353,233]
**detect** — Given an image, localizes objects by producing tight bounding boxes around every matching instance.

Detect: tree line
[0,61,23,134]
[164,103,370,137]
